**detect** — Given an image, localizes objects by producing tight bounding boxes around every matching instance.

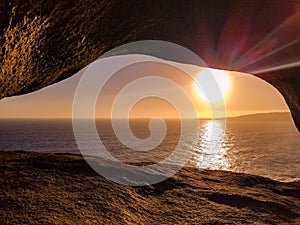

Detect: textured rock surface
[1,151,300,224]
[0,0,299,128]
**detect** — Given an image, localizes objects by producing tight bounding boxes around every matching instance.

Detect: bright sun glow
[194,68,231,103]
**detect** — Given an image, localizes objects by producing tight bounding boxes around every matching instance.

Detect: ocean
[1,118,299,182]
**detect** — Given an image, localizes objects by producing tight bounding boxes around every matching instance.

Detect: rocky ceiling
[0,0,299,130]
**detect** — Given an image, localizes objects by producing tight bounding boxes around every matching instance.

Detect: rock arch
[0,0,299,130]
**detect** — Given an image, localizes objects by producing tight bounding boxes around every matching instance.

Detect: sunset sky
[0,56,289,119]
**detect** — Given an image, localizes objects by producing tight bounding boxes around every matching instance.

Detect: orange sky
[0,56,289,119]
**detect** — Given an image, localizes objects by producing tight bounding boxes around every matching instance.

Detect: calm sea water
[1,118,299,182]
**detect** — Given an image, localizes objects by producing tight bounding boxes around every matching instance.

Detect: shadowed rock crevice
[203,193,298,219]
[0,0,300,130]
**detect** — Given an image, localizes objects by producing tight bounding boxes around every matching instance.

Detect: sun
[194,68,231,103]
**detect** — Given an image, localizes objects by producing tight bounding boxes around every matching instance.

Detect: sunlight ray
[249,61,300,74]
[233,10,300,69]
[237,39,300,70]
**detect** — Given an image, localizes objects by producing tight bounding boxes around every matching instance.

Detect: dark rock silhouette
[0,0,299,129]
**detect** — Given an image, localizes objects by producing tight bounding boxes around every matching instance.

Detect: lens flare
[194,68,231,103]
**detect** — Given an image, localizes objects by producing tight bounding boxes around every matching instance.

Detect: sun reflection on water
[194,120,231,170]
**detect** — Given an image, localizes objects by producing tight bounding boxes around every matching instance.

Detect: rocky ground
[1,151,299,224]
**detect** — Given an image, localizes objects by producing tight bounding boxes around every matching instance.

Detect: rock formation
[1,151,300,224]
[0,0,299,129]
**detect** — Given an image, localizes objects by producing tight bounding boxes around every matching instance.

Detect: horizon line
[0,111,291,120]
